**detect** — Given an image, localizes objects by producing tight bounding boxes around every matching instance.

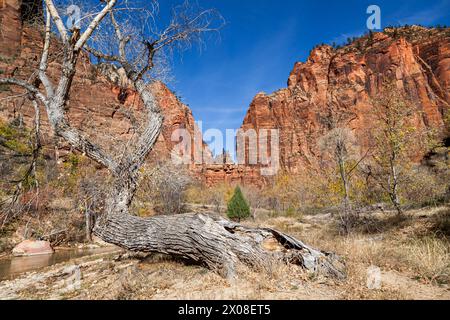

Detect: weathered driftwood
[93,212,346,279]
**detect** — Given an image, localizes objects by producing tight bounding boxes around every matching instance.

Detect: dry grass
[1,206,449,300]
[431,207,450,237]
[255,206,450,299]
[403,237,450,284]
[100,255,336,300]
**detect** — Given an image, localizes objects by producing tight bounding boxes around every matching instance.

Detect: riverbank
[0,206,448,300]
[0,246,121,281]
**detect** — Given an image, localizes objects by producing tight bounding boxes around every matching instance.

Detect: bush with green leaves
[226,186,250,221]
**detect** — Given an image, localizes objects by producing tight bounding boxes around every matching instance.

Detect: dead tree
[0,0,345,279]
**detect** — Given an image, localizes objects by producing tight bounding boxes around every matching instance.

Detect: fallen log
[94,212,346,279]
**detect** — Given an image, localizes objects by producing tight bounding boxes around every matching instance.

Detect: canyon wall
[240,27,449,173]
[0,1,264,186]
[0,0,22,57]
[0,1,216,178]
[1,2,449,186]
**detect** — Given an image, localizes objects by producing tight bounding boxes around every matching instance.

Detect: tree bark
[85,205,92,242]
[93,212,346,279]
[389,155,403,216]
[1,0,346,280]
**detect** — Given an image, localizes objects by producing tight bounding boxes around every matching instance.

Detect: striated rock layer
[0,1,263,186]
[240,27,449,173]
[1,3,449,186]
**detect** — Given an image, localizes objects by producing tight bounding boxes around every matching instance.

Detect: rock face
[0,4,449,187]
[240,27,450,173]
[199,164,264,186]
[0,0,22,57]
[0,8,211,169]
[0,1,260,186]
[12,240,54,256]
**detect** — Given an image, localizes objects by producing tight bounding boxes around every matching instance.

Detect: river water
[0,247,119,281]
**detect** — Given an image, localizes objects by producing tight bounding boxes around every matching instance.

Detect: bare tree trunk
[93,212,346,279]
[85,203,92,242]
[31,100,41,210]
[0,0,346,280]
[337,144,354,234]
[389,157,403,216]
[339,158,351,213]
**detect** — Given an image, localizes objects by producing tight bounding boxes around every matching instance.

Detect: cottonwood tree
[319,103,369,233]
[319,128,367,233]
[365,81,422,215]
[0,0,345,279]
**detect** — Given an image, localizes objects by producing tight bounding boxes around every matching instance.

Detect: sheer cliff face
[241,27,450,172]
[0,14,208,164]
[1,3,449,186]
[0,0,22,57]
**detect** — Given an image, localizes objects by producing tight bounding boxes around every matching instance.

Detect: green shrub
[226,186,250,222]
[0,120,31,154]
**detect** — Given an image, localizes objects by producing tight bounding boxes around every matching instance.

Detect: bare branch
[116,79,164,176]
[52,119,119,174]
[75,0,118,52]
[0,78,48,105]
[84,45,123,63]
[39,8,54,97]
[154,8,225,52]
[109,10,128,59]
[347,148,372,178]
[45,0,68,42]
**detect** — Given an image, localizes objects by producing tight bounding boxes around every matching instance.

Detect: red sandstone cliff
[0,0,260,186]
[0,2,212,170]
[0,0,22,57]
[240,26,450,173]
[1,2,449,186]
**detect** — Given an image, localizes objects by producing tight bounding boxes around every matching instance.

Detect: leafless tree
[320,129,355,212]
[365,81,423,216]
[139,162,192,215]
[320,128,370,233]
[0,0,344,278]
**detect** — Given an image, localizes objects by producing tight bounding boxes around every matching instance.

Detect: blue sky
[155,1,450,154]
[153,0,449,154]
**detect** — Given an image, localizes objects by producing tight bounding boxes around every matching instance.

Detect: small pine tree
[226,186,250,222]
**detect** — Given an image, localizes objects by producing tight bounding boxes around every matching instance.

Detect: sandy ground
[0,207,449,300]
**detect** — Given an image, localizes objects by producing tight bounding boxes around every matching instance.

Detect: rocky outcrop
[240,26,450,173]
[1,3,448,187]
[0,0,22,57]
[199,164,265,186]
[0,10,211,170]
